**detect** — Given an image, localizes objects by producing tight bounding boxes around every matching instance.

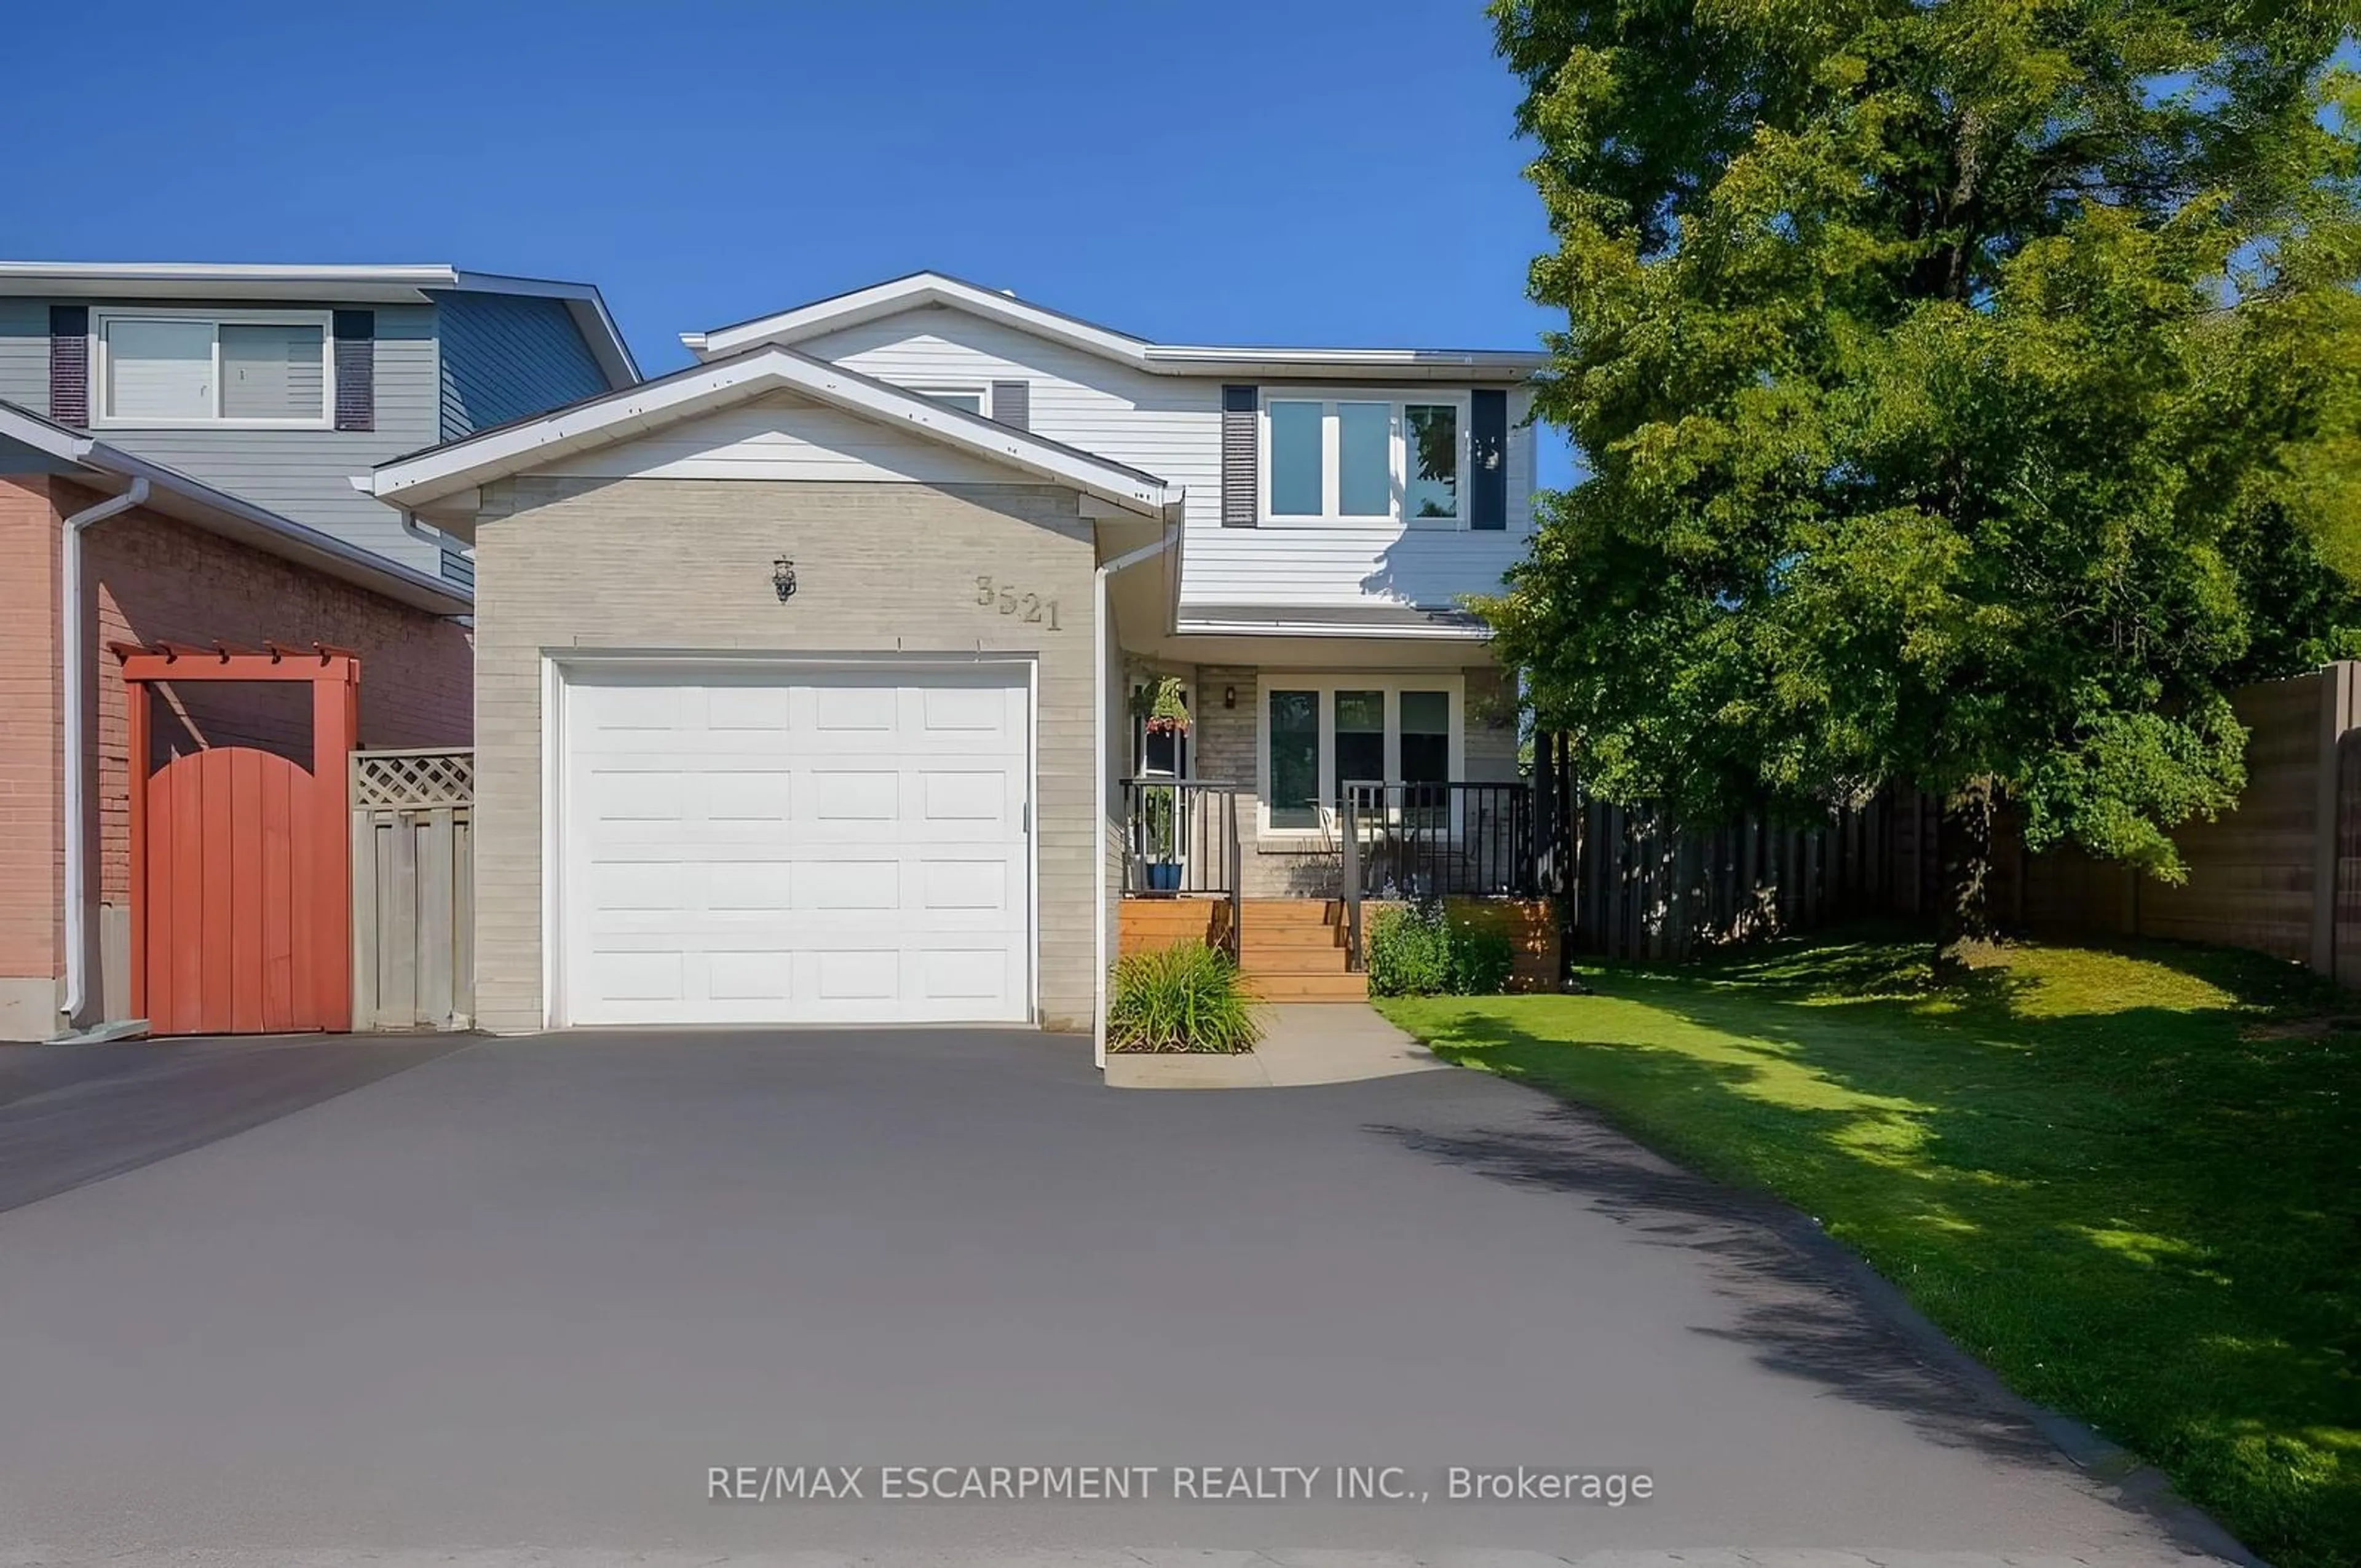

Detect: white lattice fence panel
[352,749,474,809]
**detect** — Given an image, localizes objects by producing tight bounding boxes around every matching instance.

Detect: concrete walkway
[1104,1002,1447,1089]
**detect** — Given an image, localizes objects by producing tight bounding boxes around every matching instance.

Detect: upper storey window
[93,309,333,428]
[1261,391,1465,526]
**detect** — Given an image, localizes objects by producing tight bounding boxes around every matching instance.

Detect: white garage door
[559,663,1032,1026]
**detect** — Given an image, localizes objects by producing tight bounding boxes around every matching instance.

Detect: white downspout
[58,476,149,1032]
[1094,521,1177,1069]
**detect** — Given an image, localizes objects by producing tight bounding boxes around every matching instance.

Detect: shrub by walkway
[1378,931,2360,1568]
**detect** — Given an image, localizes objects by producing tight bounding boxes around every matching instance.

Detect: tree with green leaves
[1484,0,2361,961]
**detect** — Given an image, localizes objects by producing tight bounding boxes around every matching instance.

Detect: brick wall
[0,474,472,1037]
[0,481,63,1028]
[82,482,474,905]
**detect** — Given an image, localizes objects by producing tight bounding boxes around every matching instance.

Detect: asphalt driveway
[0,1028,2234,1565]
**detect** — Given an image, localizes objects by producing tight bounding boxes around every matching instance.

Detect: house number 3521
[975,577,1062,629]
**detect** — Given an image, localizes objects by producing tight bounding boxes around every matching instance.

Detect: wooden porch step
[1237,930,1350,954]
[1121,906,1225,928]
[1241,952,1350,975]
[1247,971,1370,1003]
[1117,896,1232,959]
[1237,899,1347,926]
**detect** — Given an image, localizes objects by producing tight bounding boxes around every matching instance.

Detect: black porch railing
[1120,778,1244,956]
[1341,780,1538,969]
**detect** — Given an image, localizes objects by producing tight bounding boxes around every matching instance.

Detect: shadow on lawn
[1383,926,2359,1568]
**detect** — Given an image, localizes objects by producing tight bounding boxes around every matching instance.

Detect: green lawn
[1377,929,2359,1568]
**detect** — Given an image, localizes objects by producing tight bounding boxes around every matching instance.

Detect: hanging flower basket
[1131,675,1192,735]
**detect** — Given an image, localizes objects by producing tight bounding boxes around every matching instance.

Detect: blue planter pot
[1146,862,1181,892]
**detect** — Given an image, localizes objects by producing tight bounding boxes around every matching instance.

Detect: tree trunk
[1935,777,1996,982]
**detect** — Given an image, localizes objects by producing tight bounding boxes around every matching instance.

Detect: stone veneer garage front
[469,475,1100,1034]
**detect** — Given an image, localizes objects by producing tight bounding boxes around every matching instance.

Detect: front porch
[1104,610,1554,996]
[1117,776,1560,999]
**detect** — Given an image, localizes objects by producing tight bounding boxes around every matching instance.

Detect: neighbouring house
[0,261,639,584]
[0,263,641,1041]
[0,405,472,1038]
[358,270,1551,1041]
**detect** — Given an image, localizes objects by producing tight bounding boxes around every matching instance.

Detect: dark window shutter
[333,309,375,431]
[49,305,89,425]
[1471,387,1508,530]
[1220,384,1257,527]
[990,379,1030,431]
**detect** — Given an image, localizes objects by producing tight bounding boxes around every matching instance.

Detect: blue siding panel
[433,291,609,440]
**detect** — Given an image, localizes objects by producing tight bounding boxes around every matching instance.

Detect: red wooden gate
[118,643,358,1035]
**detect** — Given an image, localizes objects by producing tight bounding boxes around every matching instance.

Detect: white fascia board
[0,262,462,304]
[367,347,1177,521]
[1172,615,1490,640]
[0,261,459,286]
[685,270,1549,382]
[689,272,1149,361]
[1140,345,1552,380]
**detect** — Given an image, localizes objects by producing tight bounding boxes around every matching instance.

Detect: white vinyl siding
[795,306,1536,613]
[537,392,1016,484]
[92,309,333,428]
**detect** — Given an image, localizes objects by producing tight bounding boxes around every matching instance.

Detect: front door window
[1401,690,1450,820]
[1335,690,1385,800]
[1262,683,1461,833]
[1268,690,1320,829]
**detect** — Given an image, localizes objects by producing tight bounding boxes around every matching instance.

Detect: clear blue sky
[12,0,1573,482]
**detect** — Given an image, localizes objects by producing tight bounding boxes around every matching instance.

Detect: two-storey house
[0,263,638,1039]
[359,271,1548,1044]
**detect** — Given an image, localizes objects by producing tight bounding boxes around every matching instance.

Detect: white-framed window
[912,385,989,416]
[1257,674,1465,834]
[1260,390,1468,527]
[90,308,336,429]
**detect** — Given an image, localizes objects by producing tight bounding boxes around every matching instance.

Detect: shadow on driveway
[0,1033,470,1215]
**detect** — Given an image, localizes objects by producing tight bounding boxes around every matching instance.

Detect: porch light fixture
[772,556,797,602]
[1224,685,1236,709]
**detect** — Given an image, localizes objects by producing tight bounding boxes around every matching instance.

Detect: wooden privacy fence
[1567,794,1902,961]
[1547,663,2361,979]
[350,749,474,1030]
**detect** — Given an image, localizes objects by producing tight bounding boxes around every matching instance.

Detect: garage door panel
[561,664,1031,1027]
[809,770,900,821]
[795,859,900,911]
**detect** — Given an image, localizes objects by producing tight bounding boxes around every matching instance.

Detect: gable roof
[681,270,1551,382]
[0,261,639,388]
[0,400,471,616]
[360,342,1182,531]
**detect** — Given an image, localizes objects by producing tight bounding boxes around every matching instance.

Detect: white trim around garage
[539,648,1043,1031]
